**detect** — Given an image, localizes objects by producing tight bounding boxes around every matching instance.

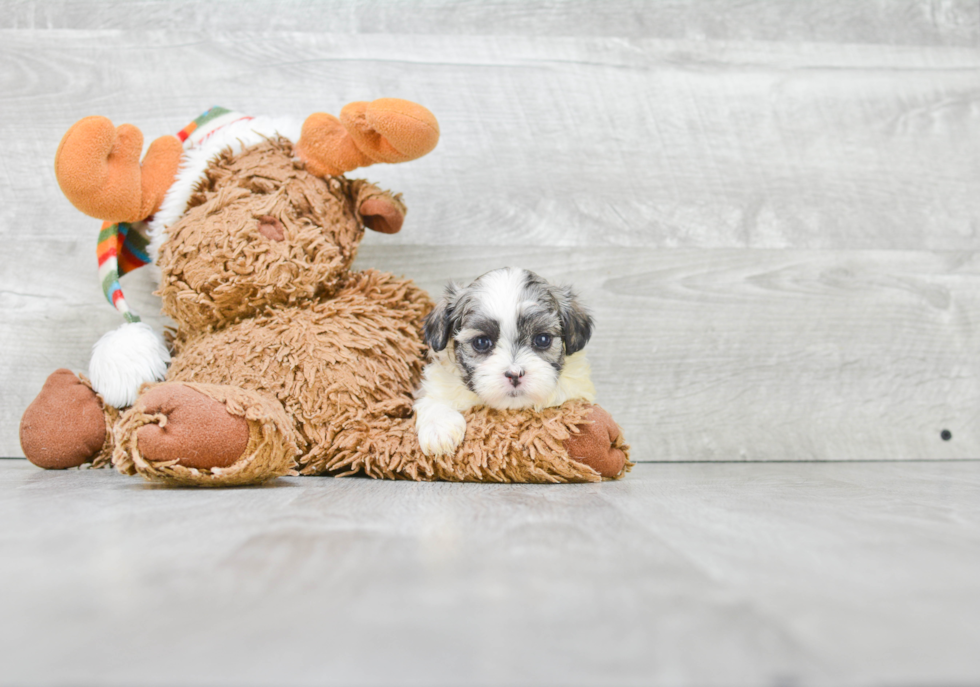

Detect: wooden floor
[2,1,979,461]
[2,458,979,686]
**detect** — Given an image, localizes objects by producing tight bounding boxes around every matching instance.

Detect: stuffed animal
[19,100,631,486]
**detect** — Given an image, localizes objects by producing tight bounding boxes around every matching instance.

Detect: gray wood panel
[4,241,979,461]
[4,0,978,45]
[1,31,977,249]
[2,460,980,685]
[356,244,980,462]
[2,1,978,460]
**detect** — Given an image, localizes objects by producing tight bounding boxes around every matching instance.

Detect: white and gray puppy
[414,267,596,456]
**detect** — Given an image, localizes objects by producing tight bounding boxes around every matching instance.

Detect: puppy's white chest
[412,351,596,456]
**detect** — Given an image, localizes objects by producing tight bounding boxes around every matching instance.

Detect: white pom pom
[89,322,171,408]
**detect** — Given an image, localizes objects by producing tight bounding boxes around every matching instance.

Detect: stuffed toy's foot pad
[564,405,628,479]
[136,385,249,470]
[20,369,107,469]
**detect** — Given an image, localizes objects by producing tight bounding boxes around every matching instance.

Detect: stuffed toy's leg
[563,405,631,479]
[311,400,630,483]
[20,369,117,470]
[112,383,299,487]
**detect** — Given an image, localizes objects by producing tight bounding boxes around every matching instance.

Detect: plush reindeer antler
[295,98,440,177]
[54,117,183,222]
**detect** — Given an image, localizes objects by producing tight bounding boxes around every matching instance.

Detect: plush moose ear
[556,286,594,356]
[423,283,460,353]
[352,182,407,234]
[360,196,404,234]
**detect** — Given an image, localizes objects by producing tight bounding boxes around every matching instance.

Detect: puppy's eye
[472,336,493,352]
[533,334,553,349]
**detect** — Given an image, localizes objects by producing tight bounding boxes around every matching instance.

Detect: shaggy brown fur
[24,135,631,485]
[85,375,119,470]
[320,400,620,482]
[113,382,298,487]
[168,268,431,475]
[157,140,377,331]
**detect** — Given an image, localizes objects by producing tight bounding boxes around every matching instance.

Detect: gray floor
[2,459,979,687]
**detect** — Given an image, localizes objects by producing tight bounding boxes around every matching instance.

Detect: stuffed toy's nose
[256,216,285,241]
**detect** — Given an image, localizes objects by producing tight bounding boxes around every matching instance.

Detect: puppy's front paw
[416,407,467,457]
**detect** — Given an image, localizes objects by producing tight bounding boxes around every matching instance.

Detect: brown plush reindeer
[20,99,629,486]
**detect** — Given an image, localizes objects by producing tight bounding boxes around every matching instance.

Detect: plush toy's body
[20,101,630,486]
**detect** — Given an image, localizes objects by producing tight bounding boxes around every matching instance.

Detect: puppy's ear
[556,286,594,356]
[423,282,460,353]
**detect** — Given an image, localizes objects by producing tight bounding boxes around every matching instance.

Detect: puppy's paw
[416,406,467,457]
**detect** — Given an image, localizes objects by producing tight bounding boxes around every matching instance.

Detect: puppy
[414,267,596,456]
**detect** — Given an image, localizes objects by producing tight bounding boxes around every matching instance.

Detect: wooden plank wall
[1,0,978,461]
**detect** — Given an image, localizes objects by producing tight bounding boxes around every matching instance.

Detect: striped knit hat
[177,106,253,147]
[97,219,151,322]
[90,107,259,408]
[98,107,256,321]
[97,107,256,322]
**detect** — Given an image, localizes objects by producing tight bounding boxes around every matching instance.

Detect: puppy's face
[423,267,593,410]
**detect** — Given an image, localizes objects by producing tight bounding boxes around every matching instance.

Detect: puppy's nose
[504,368,525,388]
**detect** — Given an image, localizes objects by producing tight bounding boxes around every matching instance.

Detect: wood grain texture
[4,241,978,461]
[1,2,978,460]
[4,0,978,45]
[0,31,977,249]
[2,460,980,685]
[354,245,980,462]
